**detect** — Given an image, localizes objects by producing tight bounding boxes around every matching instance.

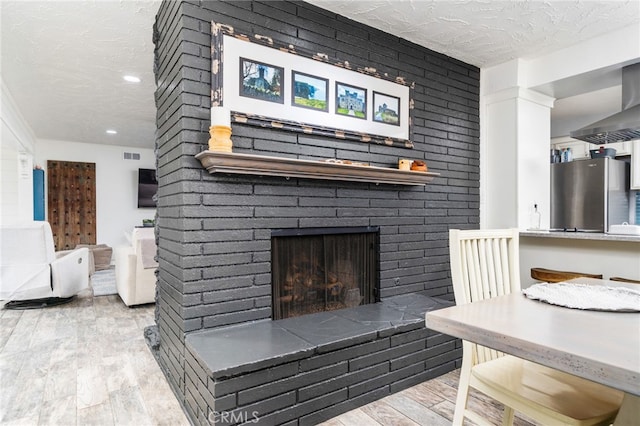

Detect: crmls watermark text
[209,410,260,424]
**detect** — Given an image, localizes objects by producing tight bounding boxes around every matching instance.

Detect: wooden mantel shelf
[195,151,439,186]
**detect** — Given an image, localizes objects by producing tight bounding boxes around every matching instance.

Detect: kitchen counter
[521,230,640,243]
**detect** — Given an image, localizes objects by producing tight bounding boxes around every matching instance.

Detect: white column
[481,86,554,230]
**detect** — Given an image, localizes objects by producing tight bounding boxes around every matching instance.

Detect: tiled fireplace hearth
[185,293,456,425]
[153,1,479,425]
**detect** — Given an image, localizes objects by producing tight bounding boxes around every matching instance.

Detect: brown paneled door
[47,160,96,250]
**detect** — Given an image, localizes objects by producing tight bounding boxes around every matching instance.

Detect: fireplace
[271,227,379,320]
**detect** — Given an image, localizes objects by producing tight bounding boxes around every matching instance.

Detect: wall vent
[123,152,141,160]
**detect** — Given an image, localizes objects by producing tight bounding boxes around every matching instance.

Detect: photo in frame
[211,21,414,149]
[240,58,284,104]
[373,91,401,126]
[292,71,328,112]
[335,82,367,119]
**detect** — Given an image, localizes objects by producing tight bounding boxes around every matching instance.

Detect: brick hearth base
[183,293,460,425]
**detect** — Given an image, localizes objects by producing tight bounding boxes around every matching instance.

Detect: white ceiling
[308,0,640,69]
[1,0,161,149]
[1,1,639,150]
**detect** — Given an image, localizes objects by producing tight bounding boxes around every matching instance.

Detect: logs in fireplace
[271,227,379,320]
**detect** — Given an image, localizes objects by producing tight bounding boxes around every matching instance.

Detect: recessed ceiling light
[123,75,141,83]
[106,129,118,134]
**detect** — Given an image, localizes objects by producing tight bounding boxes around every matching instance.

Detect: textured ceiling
[1,1,639,149]
[308,0,640,68]
[1,0,161,149]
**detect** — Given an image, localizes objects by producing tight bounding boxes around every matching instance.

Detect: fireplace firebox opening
[271,227,379,320]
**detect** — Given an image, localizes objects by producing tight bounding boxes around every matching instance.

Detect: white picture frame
[211,22,414,149]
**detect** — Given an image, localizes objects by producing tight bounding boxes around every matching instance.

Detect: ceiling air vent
[123,152,141,160]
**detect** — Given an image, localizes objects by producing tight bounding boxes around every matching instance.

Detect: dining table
[425,277,640,425]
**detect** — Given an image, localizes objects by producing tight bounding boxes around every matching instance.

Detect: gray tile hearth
[188,321,315,378]
[187,293,453,379]
[184,293,460,424]
[277,313,381,352]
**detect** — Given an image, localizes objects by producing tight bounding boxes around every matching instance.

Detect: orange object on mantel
[410,160,427,172]
[209,125,233,152]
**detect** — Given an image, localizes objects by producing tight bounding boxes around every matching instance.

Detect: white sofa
[0,221,89,303]
[115,227,157,306]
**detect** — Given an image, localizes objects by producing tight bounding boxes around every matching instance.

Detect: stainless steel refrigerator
[550,158,629,232]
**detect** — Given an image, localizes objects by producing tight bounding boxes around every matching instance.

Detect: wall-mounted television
[138,168,158,208]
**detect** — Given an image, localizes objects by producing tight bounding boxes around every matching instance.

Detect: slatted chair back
[447,228,622,426]
[449,228,520,364]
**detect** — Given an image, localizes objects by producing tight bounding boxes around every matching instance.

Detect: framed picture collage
[212,22,414,149]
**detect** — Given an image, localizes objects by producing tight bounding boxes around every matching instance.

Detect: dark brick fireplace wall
[153,0,479,418]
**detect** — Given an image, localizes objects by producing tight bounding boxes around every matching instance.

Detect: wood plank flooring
[318,369,537,426]
[0,290,189,426]
[1,289,538,426]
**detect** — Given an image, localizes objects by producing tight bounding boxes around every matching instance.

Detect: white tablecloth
[523,282,640,312]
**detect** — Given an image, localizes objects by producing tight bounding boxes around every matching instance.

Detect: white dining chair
[448,228,623,426]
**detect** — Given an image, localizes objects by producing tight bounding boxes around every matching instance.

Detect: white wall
[1,81,37,225]
[0,135,27,225]
[2,79,155,251]
[481,22,640,229]
[550,85,621,138]
[35,139,156,250]
[520,236,640,287]
[525,25,640,90]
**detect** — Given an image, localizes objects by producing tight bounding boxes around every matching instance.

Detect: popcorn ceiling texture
[1,0,161,148]
[307,0,640,67]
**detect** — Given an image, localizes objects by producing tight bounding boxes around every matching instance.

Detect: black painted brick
[202,285,270,304]
[228,390,297,422]
[299,338,390,372]
[389,349,429,371]
[297,362,388,402]
[299,386,389,426]
[348,361,423,398]
[349,339,425,371]
[154,0,477,423]
[237,361,348,405]
[211,361,299,397]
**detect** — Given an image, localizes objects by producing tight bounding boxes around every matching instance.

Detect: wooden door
[47,160,96,250]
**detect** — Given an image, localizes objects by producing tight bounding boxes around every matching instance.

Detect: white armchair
[0,221,89,306]
[115,227,157,306]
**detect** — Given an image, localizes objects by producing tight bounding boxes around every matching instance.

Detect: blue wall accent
[33,168,45,221]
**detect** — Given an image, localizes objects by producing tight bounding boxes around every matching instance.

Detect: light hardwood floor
[318,369,536,426]
[0,290,537,426]
[0,290,189,426]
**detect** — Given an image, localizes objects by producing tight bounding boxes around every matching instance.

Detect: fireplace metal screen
[271,227,378,320]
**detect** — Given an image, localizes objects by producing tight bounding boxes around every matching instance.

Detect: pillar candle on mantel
[211,106,231,127]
